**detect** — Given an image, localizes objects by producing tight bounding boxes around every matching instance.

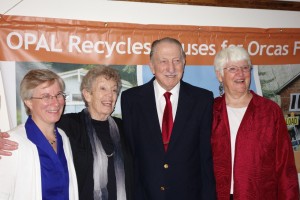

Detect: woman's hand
[0,132,18,158]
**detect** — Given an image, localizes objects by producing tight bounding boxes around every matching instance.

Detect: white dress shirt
[153,79,180,131]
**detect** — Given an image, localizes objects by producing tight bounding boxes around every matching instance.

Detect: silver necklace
[107,152,114,157]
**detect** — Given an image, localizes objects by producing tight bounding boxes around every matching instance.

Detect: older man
[121,37,216,200]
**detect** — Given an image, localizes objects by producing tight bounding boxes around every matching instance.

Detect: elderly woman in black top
[58,66,132,200]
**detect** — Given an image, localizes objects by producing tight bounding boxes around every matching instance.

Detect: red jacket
[211,91,299,200]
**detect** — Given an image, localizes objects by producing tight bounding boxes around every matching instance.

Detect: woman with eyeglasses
[0,66,132,200]
[0,69,78,200]
[211,46,299,200]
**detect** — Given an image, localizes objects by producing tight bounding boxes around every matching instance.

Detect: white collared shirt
[153,80,180,131]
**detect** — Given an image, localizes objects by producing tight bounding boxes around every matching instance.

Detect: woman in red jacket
[212,46,299,200]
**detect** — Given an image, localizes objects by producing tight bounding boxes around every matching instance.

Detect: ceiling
[119,0,300,11]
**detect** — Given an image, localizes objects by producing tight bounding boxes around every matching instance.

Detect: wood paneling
[119,0,300,11]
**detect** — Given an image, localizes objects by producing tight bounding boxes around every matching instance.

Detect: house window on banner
[290,93,300,112]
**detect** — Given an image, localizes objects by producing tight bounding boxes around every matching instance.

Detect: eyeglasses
[223,65,252,74]
[31,92,67,104]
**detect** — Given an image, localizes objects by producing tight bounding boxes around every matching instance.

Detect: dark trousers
[230,194,233,200]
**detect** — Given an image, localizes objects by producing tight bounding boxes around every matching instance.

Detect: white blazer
[0,124,78,200]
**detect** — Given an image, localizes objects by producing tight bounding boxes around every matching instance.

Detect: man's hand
[0,132,18,158]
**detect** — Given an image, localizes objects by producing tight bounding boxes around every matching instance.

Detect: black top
[56,110,133,200]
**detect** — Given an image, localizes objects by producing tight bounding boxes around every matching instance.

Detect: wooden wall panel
[119,0,300,11]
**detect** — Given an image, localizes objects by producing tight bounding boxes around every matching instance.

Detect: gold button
[160,186,165,191]
[164,164,169,169]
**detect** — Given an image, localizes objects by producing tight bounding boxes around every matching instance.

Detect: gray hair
[150,37,186,62]
[214,46,251,76]
[80,66,121,107]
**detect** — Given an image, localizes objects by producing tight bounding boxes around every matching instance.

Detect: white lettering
[24,33,37,49]
[6,32,23,49]
[69,36,82,52]
[132,42,143,54]
[209,44,216,55]
[144,43,151,54]
[127,38,131,54]
[116,41,126,55]
[266,45,274,56]
[294,41,300,55]
[36,34,50,51]
[94,41,105,54]
[221,40,228,49]
[105,42,116,58]
[50,35,63,52]
[282,45,289,55]
[248,41,260,56]
[81,40,94,53]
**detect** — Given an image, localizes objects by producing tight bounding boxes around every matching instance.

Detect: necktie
[162,92,173,151]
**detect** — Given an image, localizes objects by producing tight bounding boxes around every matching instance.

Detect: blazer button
[164,164,169,169]
[160,186,165,191]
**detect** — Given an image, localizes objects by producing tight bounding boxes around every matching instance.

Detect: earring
[219,82,224,97]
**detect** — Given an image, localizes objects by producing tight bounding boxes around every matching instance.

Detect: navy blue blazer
[121,79,216,200]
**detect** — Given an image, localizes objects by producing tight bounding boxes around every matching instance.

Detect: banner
[0,15,299,172]
[1,15,300,65]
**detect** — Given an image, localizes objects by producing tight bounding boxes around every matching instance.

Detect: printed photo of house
[16,63,136,123]
[258,64,300,150]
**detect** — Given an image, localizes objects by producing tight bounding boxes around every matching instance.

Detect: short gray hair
[214,46,251,76]
[80,66,121,107]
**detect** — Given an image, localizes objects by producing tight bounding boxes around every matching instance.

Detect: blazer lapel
[140,80,165,151]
